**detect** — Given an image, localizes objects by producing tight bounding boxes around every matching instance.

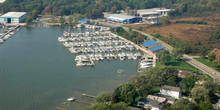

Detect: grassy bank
[156,58,198,73]
[195,57,220,72]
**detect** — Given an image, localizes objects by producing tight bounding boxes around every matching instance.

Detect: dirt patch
[170,13,220,25]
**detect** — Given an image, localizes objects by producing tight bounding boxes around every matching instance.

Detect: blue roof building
[148,45,164,52]
[142,40,159,48]
[106,14,142,24]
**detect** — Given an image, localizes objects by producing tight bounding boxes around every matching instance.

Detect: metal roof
[0,12,27,18]
[142,40,159,48]
[148,45,164,52]
[107,14,137,20]
[161,85,181,92]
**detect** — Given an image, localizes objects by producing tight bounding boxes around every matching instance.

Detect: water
[0,27,139,110]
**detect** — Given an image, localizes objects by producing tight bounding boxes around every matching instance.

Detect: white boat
[67,97,76,102]
[119,56,125,60]
[0,39,4,43]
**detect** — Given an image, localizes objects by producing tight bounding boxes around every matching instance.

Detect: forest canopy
[0,0,219,19]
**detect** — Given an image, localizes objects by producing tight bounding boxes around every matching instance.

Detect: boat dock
[58,26,144,67]
[82,93,96,99]
[0,25,20,44]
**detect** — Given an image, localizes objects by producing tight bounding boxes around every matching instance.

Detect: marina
[58,26,144,67]
[0,25,19,45]
[0,27,139,110]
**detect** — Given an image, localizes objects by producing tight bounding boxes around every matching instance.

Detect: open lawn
[195,57,220,72]
[156,59,198,73]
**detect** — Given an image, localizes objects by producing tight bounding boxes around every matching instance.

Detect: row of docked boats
[76,23,110,31]
[0,26,19,45]
[75,52,142,67]
[58,26,142,67]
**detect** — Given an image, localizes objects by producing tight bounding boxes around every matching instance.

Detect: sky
[0,0,5,3]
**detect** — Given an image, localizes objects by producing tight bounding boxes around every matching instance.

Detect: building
[137,8,173,19]
[160,85,181,99]
[142,40,164,55]
[0,12,27,24]
[106,14,142,24]
[137,98,164,110]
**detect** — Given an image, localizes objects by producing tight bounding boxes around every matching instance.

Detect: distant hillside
[0,0,219,18]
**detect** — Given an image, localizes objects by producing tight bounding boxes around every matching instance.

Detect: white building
[0,12,27,24]
[137,8,174,19]
[160,85,181,99]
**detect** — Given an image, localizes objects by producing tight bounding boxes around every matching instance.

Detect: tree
[68,15,74,24]
[59,16,65,25]
[158,50,171,65]
[197,102,214,110]
[171,98,197,110]
[84,103,109,110]
[84,102,131,110]
[180,75,197,94]
[112,83,137,105]
[160,16,170,24]
[95,91,112,103]
[190,86,210,103]
[130,66,178,97]
[172,48,183,61]
[110,5,117,13]
[110,102,131,110]
[208,52,216,62]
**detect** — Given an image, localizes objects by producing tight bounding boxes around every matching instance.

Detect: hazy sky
[0,0,5,3]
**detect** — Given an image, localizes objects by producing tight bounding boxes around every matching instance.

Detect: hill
[0,0,219,19]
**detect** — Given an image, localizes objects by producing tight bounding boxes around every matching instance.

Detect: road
[95,22,220,82]
[132,28,220,82]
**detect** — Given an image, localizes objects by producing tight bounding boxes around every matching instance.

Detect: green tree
[208,52,216,62]
[190,86,210,103]
[197,102,214,110]
[95,91,112,103]
[158,50,171,65]
[68,15,74,25]
[159,16,170,24]
[171,98,197,110]
[59,16,65,25]
[112,83,137,105]
[84,103,109,110]
[172,48,183,61]
[110,102,131,110]
[180,75,197,94]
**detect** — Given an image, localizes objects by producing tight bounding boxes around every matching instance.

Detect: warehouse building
[0,12,27,24]
[137,8,173,19]
[142,40,164,55]
[106,14,142,24]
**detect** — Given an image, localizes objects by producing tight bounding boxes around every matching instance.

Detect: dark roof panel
[148,45,164,52]
[142,40,159,48]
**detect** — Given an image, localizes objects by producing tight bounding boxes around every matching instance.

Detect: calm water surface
[0,27,139,110]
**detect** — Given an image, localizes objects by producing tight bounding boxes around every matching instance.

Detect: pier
[82,93,96,99]
[0,25,20,44]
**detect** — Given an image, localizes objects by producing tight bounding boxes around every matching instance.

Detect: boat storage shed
[142,40,159,48]
[142,40,164,55]
[0,12,27,24]
[148,45,164,53]
[106,14,142,24]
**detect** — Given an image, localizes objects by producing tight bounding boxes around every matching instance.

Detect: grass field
[156,58,198,73]
[195,57,220,72]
